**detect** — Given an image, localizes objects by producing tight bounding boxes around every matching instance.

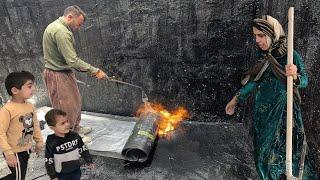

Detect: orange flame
[136,103,189,138]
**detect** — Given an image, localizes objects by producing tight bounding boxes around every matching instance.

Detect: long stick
[286,7,294,180]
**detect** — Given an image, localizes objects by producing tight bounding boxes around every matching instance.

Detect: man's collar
[58,16,71,31]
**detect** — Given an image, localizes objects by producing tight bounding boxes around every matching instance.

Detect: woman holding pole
[225,15,318,179]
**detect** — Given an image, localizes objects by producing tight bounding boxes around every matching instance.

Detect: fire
[136,102,189,138]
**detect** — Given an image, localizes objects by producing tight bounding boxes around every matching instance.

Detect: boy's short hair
[45,109,67,126]
[5,71,35,96]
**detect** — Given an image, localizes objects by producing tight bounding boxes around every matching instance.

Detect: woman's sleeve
[237,81,258,102]
[293,51,308,88]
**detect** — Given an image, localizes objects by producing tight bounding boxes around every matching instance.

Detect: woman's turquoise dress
[237,50,318,179]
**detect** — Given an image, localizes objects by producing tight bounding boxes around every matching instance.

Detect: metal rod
[107,79,143,89]
[106,79,149,102]
[77,77,149,103]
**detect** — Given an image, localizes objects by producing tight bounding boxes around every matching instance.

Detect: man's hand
[93,69,107,79]
[5,154,17,167]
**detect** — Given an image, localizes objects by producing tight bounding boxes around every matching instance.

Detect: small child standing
[0,71,44,180]
[44,109,95,180]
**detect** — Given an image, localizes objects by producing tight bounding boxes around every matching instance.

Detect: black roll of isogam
[122,112,159,162]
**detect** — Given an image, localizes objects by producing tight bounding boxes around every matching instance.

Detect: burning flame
[136,102,189,138]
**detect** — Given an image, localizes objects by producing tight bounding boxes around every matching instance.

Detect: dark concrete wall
[0,0,320,173]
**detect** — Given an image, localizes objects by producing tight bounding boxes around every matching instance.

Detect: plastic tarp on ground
[16,107,139,179]
[37,107,137,160]
[81,112,138,159]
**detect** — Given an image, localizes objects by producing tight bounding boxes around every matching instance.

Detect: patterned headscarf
[253,15,285,43]
[252,15,287,57]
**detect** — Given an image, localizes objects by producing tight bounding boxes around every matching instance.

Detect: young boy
[44,109,95,180]
[0,71,44,180]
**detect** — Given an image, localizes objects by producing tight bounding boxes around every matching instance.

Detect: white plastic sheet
[37,107,137,159]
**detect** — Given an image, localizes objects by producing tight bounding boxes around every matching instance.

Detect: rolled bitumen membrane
[122,112,159,162]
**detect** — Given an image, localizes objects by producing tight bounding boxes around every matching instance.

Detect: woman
[225,15,318,179]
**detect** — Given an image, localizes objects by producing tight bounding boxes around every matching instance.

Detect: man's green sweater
[42,17,98,73]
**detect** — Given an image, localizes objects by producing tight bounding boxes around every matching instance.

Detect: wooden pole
[286,7,294,180]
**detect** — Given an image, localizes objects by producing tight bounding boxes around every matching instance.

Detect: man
[42,5,107,142]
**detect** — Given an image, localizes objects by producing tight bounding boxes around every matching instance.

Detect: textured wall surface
[0,0,319,176]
